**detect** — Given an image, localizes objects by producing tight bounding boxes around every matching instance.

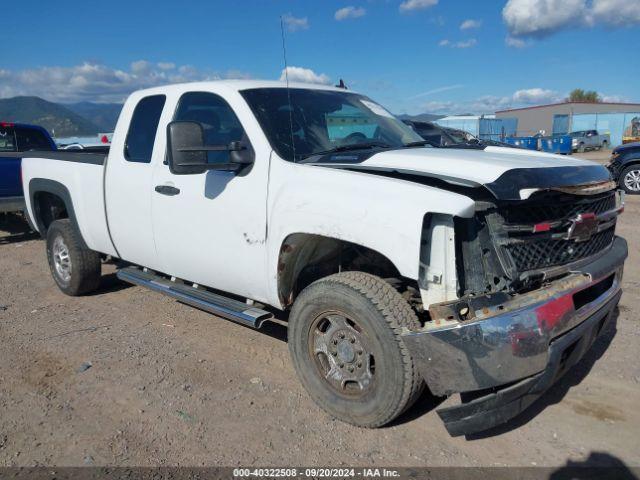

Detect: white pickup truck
[21,81,627,436]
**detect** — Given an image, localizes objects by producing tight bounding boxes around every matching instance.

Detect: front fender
[265,159,475,308]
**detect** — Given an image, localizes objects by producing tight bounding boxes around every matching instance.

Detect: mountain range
[0,95,445,139]
[0,96,123,138]
[397,113,444,122]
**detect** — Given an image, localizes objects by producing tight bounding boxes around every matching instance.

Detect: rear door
[0,125,20,197]
[104,94,166,268]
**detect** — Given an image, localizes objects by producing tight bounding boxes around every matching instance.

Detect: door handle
[155,185,181,196]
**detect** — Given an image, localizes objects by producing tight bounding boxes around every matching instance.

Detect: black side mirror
[166,121,254,175]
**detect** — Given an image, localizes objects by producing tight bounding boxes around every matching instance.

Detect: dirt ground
[1,150,639,468]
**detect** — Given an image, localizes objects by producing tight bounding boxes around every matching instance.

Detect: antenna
[280,16,297,162]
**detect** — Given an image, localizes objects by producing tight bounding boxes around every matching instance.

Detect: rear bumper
[402,236,627,436]
[0,196,25,213]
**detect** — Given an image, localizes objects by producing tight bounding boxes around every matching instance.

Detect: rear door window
[0,127,16,152]
[15,127,53,151]
[124,95,166,163]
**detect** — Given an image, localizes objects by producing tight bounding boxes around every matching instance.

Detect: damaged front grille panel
[506,227,615,272]
[500,191,617,225]
[455,190,620,298]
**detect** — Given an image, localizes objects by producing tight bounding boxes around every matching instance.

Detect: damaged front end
[405,184,627,436]
[441,187,623,322]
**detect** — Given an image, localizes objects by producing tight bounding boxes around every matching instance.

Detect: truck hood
[309,146,613,200]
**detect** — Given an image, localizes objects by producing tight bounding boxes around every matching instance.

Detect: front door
[151,91,270,302]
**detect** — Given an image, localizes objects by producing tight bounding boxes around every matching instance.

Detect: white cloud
[503,0,640,40]
[422,100,455,114]
[414,86,631,115]
[157,62,176,71]
[282,13,309,32]
[279,66,332,85]
[439,38,477,48]
[460,19,482,30]
[0,61,250,103]
[601,93,628,103]
[592,0,640,26]
[505,35,529,48]
[409,84,464,99]
[512,88,561,104]
[454,39,477,48]
[421,88,562,115]
[335,6,366,21]
[399,0,438,13]
[503,0,584,38]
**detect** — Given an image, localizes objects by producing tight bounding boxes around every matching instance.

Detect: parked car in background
[570,130,610,152]
[607,142,640,194]
[403,120,517,148]
[20,81,626,436]
[0,122,56,214]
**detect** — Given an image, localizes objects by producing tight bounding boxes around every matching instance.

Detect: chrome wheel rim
[624,169,640,192]
[52,236,72,282]
[308,312,375,397]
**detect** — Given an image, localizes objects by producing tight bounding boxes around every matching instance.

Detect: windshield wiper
[300,141,391,160]
[402,140,438,148]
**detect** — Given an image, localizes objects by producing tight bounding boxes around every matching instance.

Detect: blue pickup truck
[0,122,56,214]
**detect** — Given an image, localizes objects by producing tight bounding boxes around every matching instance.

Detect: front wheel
[288,271,424,428]
[620,165,640,194]
[46,219,101,295]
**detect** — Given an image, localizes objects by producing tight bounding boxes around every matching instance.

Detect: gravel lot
[1,151,639,468]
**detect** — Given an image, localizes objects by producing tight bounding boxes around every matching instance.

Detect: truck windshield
[240,88,423,162]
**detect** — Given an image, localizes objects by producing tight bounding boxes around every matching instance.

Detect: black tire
[601,141,609,150]
[620,165,640,195]
[288,271,424,428]
[577,142,585,153]
[46,219,101,296]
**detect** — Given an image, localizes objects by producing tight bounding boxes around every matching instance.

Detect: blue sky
[1,0,638,114]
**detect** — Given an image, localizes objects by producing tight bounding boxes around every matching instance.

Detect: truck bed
[20,150,117,257]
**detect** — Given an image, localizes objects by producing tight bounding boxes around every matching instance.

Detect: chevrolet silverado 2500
[21,81,627,436]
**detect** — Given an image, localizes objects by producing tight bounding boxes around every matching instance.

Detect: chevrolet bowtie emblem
[566,213,598,242]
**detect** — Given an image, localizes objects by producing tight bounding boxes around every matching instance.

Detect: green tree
[568,89,601,103]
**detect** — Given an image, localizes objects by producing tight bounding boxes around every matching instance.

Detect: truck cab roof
[130,79,351,98]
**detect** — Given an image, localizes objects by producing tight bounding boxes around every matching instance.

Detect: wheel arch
[28,178,89,249]
[276,232,403,308]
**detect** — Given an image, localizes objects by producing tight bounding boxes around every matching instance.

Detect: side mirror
[166,121,254,175]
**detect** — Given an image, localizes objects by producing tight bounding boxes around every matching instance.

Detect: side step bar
[117,267,273,329]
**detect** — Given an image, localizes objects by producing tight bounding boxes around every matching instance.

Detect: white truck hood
[310,146,612,200]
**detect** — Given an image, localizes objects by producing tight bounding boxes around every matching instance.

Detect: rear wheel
[288,271,424,427]
[46,219,101,295]
[621,165,640,194]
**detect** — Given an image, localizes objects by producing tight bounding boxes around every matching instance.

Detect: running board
[117,267,273,329]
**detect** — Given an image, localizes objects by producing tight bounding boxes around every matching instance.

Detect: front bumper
[402,236,627,436]
[0,196,25,214]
